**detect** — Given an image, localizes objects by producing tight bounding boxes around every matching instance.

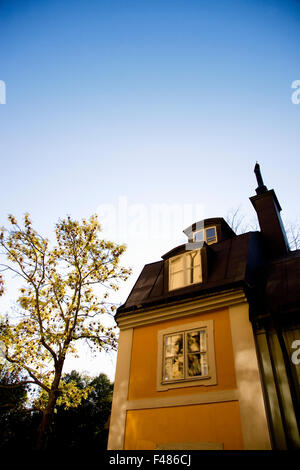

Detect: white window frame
[193,226,217,245]
[157,320,217,391]
[168,249,202,291]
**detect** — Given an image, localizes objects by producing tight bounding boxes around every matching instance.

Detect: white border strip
[126,389,239,410]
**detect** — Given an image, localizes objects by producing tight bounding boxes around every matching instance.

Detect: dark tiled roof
[117,231,264,316]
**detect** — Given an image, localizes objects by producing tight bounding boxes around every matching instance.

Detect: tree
[0,213,130,450]
[0,316,34,452]
[225,206,258,234]
[285,221,300,250]
[0,362,36,451]
[0,363,28,411]
[226,206,300,250]
[47,370,113,450]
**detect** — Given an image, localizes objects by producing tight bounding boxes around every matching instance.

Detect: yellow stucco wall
[128,307,236,400]
[108,295,271,450]
[125,307,244,450]
[124,402,244,450]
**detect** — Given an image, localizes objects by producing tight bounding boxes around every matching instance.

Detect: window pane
[200,353,208,376]
[187,353,202,376]
[170,256,184,273]
[170,271,185,290]
[193,265,201,283]
[194,230,204,242]
[164,334,184,381]
[187,331,200,353]
[164,358,173,381]
[206,227,216,243]
[165,336,172,357]
[200,330,207,352]
[164,356,184,380]
[193,250,201,267]
[165,334,183,356]
[169,251,202,290]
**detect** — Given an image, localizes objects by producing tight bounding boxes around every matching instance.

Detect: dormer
[162,218,236,292]
[183,218,236,245]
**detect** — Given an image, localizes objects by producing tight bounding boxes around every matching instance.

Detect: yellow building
[108,165,300,450]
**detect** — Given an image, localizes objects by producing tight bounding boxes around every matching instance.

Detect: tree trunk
[35,390,57,451]
[35,363,64,451]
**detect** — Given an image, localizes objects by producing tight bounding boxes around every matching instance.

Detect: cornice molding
[117,288,247,330]
[126,389,239,410]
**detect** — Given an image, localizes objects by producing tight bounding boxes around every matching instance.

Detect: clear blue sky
[1,0,300,378]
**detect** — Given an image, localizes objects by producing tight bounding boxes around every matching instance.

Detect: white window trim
[157,320,217,391]
[193,225,217,244]
[168,249,202,291]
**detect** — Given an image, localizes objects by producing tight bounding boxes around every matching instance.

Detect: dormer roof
[183,217,235,243]
[117,231,264,316]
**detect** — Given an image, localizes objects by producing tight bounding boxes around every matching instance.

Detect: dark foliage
[0,369,113,451]
[47,370,113,451]
[0,365,40,451]
[0,367,28,410]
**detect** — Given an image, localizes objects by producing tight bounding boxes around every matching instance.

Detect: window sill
[157,375,217,392]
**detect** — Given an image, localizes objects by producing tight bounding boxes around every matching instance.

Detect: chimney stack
[250,163,289,258]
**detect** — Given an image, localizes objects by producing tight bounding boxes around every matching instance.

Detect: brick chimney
[250,163,289,258]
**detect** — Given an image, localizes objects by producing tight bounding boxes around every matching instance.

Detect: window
[163,328,208,382]
[169,249,202,291]
[194,226,217,244]
[157,320,217,391]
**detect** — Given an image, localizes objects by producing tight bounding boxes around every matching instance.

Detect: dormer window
[193,226,217,244]
[169,249,202,291]
[183,219,234,246]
